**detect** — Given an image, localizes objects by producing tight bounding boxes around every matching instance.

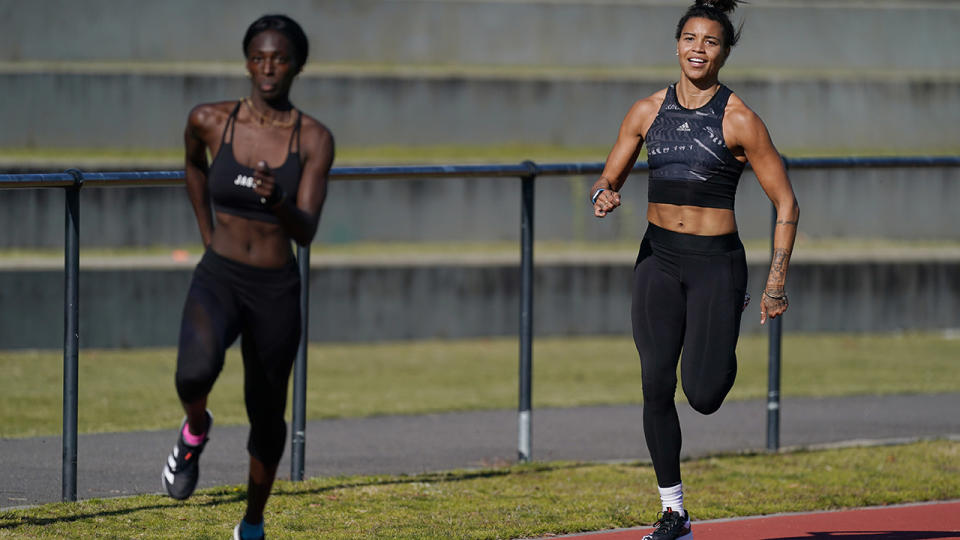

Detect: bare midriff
[646,202,738,236]
[209,212,293,268]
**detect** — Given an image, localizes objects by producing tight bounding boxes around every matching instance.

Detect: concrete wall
[2,0,958,155]
[2,258,958,349]
[1,165,957,248]
[2,1,957,349]
[3,0,958,71]
[2,72,958,153]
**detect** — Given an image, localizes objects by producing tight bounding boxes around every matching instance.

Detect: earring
[675,50,679,56]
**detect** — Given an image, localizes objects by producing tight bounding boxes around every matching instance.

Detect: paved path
[2,393,959,510]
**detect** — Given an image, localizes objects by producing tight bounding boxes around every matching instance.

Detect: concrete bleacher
[2,0,957,243]
[1,0,958,347]
[3,246,959,348]
[2,0,958,153]
[7,0,956,68]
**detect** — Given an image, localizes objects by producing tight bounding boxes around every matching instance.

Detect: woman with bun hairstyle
[591,1,798,538]
[160,14,333,540]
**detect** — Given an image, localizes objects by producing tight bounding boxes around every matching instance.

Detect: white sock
[658,483,684,517]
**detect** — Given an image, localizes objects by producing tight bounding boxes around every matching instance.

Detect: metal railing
[2,155,958,502]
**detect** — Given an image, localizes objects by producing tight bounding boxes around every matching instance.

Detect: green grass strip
[5,236,960,262]
[3,144,957,167]
[0,143,608,167]
[1,440,957,538]
[2,333,958,438]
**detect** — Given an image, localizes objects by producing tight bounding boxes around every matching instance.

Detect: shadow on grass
[271,461,602,500]
[0,462,607,532]
[0,489,246,530]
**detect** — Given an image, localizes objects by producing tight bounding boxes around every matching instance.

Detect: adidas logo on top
[676,122,691,132]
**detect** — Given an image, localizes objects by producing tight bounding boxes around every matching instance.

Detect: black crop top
[208,101,302,223]
[645,84,745,210]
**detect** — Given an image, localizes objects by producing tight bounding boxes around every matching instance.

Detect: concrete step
[2,257,959,349]
[1,166,957,249]
[4,0,958,71]
[6,243,960,271]
[2,69,958,151]
[5,0,958,154]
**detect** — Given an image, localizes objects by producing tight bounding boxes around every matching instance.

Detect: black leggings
[632,223,747,488]
[175,249,301,466]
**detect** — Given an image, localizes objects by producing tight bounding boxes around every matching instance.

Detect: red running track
[549,500,960,540]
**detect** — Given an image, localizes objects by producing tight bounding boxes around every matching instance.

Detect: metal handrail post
[765,158,786,452]
[291,244,310,481]
[518,161,537,463]
[62,170,82,501]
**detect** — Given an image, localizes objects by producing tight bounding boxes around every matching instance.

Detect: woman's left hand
[760,290,788,325]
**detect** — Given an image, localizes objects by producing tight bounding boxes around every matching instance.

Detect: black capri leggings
[632,223,747,488]
[175,249,301,466]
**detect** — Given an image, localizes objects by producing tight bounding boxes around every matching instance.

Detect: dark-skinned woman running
[160,14,334,540]
[590,1,799,538]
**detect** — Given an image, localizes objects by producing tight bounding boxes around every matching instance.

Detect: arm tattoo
[771,248,789,273]
[766,248,791,291]
[775,219,798,226]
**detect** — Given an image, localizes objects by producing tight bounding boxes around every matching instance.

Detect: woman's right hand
[591,92,659,219]
[593,189,622,218]
[252,160,286,208]
[760,290,789,325]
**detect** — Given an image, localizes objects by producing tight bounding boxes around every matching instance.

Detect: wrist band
[763,290,787,301]
[591,188,606,204]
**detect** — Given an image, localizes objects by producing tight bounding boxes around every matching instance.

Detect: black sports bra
[208,101,302,223]
[645,84,745,210]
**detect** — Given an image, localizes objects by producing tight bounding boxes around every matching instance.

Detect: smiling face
[245,29,300,102]
[676,17,729,83]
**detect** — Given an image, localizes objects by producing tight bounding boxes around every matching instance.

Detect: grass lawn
[1,333,958,438]
[3,235,959,265]
[0,143,611,168]
[0,440,957,539]
[3,144,958,167]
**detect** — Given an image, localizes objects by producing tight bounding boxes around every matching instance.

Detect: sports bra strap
[714,85,733,116]
[287,110,303,154]
[221,101,243,145]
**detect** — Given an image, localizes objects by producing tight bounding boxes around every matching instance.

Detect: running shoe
[234,522,266,540]
[642,508,692,540]
[161,410,212,500]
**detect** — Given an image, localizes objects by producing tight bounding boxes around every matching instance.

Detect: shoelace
[652,511,683,532]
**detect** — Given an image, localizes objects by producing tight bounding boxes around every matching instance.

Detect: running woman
[161,14,333,540]
[591,1,798,538]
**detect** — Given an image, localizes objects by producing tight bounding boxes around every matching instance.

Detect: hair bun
[695,0,742,14]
